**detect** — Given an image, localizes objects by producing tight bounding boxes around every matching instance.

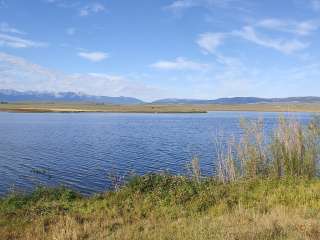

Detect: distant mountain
[2,89,320,105]
[0,89,144,105]
[152,97,320,104]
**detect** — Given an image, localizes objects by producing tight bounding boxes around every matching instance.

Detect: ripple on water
[0,111,314,195]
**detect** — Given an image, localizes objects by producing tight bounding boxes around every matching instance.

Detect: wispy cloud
[197,32,226,54]
[0,22,24,35]
[256,19,319,36]
[207,54,261,98]
[79,3,106,16]
[165,0,239,12]
[234,26,309,54]
[78,51,108,62]
[165,0,196,11]
[148,53,263,99]
[0,52,165,100]
[151,57,209,71]
[45,1,106,17]
[198,18,316,55]
[0,33,47,48]
[0,22,47,48]
[44,0,80,9]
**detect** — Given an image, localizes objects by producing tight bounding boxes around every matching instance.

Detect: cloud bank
[0,52,165,101]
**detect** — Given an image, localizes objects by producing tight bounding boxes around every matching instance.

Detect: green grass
[2,116,320,239]
[2,175,320,239]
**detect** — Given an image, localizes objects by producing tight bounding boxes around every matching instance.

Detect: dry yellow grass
[1,102,320,113]
[0,103,206,113]
[15,207,320,240]
[2,177,320,240]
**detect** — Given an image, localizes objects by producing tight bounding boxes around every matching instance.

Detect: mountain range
[151,97,320,104]
[0,89,143,105]
[1,89,320,105]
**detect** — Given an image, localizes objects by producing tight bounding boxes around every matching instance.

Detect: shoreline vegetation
[2,102,320,113]
[2,177,320,240]
[2,117,320,239]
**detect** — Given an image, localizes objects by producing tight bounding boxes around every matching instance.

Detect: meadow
[2,116,320,239]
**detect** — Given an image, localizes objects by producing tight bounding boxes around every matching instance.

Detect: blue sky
[0,0,320,100]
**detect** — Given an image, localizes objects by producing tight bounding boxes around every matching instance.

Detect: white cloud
[0,52,165,101]
[0,22,25,35]
[78,51,108,62]
[66,27,76,36]
[295,21,319,35]
[45,1,105,16]
[198,18,314,55]
[149,53,263,99]
[79,3,106,16]
[165,0,238,12]
[256,19,319,36]
[0,33,47,48]
[197,32,226,54]
[151,57,209,71]
[0,22,47,49]
[234,26,309,54]
[205,53,260,98]
[44,0,80,9]
[165,0,196,11]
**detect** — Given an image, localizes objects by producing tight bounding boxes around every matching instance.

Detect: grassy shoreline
[2,175,320,240]
[2,102,320,113]
[0,103,207,113]
[2,115,320,239]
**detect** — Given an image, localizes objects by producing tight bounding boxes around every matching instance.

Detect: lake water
[0,111,313,195]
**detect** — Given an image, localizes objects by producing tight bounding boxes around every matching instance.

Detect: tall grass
[217,116,320,181]
[3,116,320,239]
[3,177,320,239]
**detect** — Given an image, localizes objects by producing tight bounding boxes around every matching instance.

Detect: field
[2,102,320,113]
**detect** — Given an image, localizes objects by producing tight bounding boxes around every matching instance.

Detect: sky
[0,0,320,101]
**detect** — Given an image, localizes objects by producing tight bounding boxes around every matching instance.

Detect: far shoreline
[1,102,320,113]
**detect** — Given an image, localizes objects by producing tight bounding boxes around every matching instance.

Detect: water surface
[0,111,312,195]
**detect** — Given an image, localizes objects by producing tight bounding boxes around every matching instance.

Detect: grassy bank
[2,102,320,113]
[2,117,320,239]
[2,176,320,240]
